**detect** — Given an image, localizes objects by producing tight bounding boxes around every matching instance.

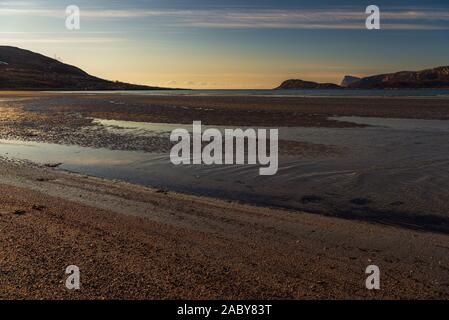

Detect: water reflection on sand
[1,116,449,232]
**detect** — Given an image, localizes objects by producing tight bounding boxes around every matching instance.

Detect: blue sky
[1,0,448,88]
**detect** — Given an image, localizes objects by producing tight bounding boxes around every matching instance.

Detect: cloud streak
[0,37,122,44]
[1,6,449,30]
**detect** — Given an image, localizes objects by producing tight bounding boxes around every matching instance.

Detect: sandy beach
[1,159,449,299]
[1,92,449,299]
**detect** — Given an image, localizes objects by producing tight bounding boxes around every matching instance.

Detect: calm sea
[55,89,449,98]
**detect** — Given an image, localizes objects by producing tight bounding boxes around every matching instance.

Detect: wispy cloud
[1,6,449,30]
[0,37,122,44]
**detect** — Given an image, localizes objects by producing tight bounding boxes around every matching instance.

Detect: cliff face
[0,46,166,90]
[348,66,449,89]
[341,76,361,87]
[277,66,449,91]
[276,79,342,90]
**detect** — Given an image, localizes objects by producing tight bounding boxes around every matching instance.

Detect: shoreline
[0,159,448,299]
[2,89,449,95]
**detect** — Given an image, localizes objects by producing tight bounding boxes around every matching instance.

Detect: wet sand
[0,93,347,155]
[1,92,449,299]
[4,91,449,127]
[1,92,449,153]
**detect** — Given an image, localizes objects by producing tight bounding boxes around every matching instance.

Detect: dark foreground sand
[0,159,448,299]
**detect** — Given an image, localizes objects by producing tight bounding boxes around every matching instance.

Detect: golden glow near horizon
[18,43,357,89]
[10,42,393,89]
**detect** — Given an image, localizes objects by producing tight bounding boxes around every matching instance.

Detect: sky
[1,0,449,89]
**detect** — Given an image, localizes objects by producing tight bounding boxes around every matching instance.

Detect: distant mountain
[0,46,168,91]
[340,75,361,87]
[276,79,341,90]
[348,66,449,89]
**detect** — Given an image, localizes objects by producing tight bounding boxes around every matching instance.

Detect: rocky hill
[348,66,449,89]
[0,46,167,91]
[277,66,449,90]
[276,79,341,90]
[340,75,361,87]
